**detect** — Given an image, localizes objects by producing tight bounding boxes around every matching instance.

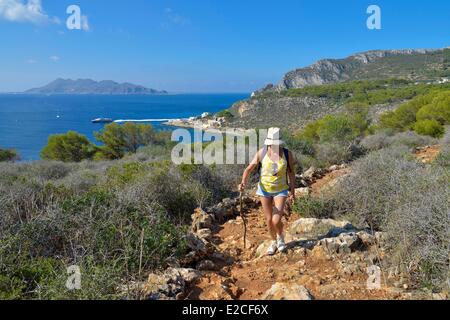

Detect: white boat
[91,118,113,123]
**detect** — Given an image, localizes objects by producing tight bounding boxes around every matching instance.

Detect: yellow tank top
[259,151,289,193]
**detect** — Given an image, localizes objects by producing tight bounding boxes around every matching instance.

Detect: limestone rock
[255,240,272,258]
[261,283,314,300]
[302,167,316,180]
[191,208,214,232]
[208,198,238,221]
[295,187,310,198]
[182,232,214,265]
[142,268,201,300]
[196,228,213,241]
[318,232,364,255]
[197,259,216,271]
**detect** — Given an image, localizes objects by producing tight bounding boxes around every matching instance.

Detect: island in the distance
[25,78,167,95]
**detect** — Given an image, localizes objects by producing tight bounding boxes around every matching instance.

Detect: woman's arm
[239,150,260,192]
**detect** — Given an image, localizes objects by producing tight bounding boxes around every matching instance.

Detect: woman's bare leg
[260,197,277,240]
[272,197,287,237]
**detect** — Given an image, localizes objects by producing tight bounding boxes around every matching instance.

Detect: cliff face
[274,48,445,91]
[230,95,337,130]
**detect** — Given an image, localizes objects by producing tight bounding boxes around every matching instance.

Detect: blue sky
[0,0,449,93]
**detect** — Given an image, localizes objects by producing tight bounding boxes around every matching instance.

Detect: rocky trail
[181,166,398,300]
[141,146,443,300]
[414,145,441,164]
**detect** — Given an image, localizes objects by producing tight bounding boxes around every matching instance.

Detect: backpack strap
[283,148,290,172]
[283,147,292,182]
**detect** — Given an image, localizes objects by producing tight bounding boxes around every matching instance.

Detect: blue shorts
[256,184,289,198]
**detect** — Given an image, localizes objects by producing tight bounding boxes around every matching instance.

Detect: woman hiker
[239,127,296,255]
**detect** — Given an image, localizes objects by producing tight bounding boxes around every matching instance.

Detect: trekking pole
[239,191,247,251]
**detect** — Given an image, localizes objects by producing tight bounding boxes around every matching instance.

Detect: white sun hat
[264,127,285,146]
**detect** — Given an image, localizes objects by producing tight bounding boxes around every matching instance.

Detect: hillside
[26,78,167,95]
[142,147,447,300]
[224,48,450,130]
[273,48,449,91]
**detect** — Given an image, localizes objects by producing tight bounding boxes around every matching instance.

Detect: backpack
[257,146,291,181]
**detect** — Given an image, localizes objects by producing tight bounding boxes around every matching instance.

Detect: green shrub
[41,131,97,162]
[327,147,449,291]
[95,122,157,160]
[216,109,234,119]
[293,196,336,219]
[379,90,450,133]
[299,113,368,145]
[314,143,353,167]
[296,154,320,171]
[434,128,450,167]
[414,119,445,138]
[0,148,18,162]
[416,92,450,124]
[361,131,438,152]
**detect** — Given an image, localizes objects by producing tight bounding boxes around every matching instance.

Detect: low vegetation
[0,141,243,299]
[41,122,172,163]
[2,79,449,298]
[0,148,18,162]
[216,109,234,120]
[41,131,97,162]
[379,91,450,137]
[294,131,449,292]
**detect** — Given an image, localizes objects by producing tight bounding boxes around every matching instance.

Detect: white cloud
[0,0,58,25]
[49,55,60,61]
[163,7,190,27]
[26,58,36,64]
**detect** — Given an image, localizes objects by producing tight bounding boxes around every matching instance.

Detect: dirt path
[414,145,441,164]
[186,170,399,300]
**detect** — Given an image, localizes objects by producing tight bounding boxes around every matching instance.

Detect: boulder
[196,259,216,271]
[208,198,238,221]
[328,165,339,171]
[255,240,272,258]
[318,232,364,255]
[196,228,213,241]
[191,208,214,232]
[261,283,314,300]
[302,167,316,180]
[295,187,310,198]
[142,268,201,300]
[175,268,202,283]
[357,231,377,247]
[182,232,215,265]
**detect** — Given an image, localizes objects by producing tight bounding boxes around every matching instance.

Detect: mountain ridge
[222,47,450,130]
[257,47,449,93]
[25,78,168,95]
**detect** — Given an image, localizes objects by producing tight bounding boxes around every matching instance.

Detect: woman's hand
[239,183,246,192]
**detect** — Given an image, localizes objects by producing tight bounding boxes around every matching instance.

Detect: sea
[0,93,249,161]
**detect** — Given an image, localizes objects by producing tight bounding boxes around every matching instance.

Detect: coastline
[163,119,249,136]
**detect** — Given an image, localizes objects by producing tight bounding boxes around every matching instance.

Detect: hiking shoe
[266,241,278,256]
[277,235,287,253]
